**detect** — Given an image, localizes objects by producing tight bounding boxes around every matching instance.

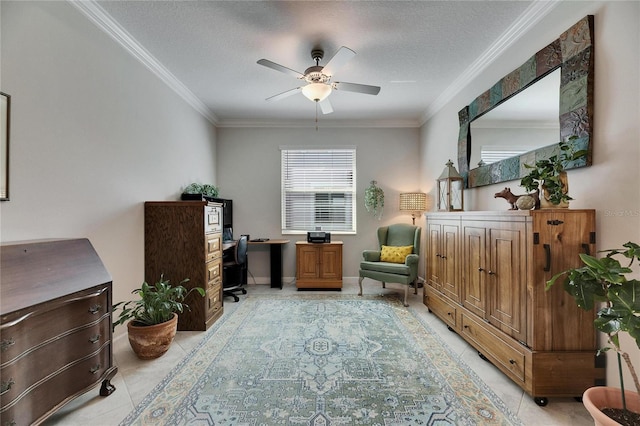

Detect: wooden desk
[248,239,290,289]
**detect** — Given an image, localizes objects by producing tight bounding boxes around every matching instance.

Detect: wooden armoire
[424,209,604,406]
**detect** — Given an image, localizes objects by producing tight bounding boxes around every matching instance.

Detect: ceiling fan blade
[333,81,381,95]
[322,46,356,76]
[257,59,304,79]
[319,98,333,115]
[266,87,302,102]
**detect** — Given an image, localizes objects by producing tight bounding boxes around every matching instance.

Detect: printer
[307,231,331,243]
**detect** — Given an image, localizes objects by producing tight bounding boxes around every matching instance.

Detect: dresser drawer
[205,233,222,261]
[1,287,110,365]
[206,281,223,317]
[204,205,222,234]
[461,313,526,382]
[0,344,112,426]
[207,258,222,283]
[1,316,111,408]
[425,289,457,329]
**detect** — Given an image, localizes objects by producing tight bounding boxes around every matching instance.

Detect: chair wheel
[241,289,247,294]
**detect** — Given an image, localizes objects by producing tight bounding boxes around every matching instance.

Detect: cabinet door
[426,223,442,291]
[488,225,527,342]
[531,210,597,351]
[462,223,487,318]
[320,245,342,280]
[440,224,460,302]
[297,245,320,279]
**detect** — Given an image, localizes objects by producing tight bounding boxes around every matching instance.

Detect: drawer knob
[1,338,15,352]
[478,267,484,272]
[88,304,102,314]
[89,364,101,375]
[447,312,452,316]
[89,334,101,344]
[1,378,15,395]
[488,270,496,275]
[509,359,516,365]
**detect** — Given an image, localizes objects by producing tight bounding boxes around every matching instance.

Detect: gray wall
[216,126,421,284]
[0,1,218,307]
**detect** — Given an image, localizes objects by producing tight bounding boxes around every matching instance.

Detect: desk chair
[223,235,248,302]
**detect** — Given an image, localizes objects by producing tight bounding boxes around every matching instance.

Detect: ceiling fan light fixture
[302,83,332,102]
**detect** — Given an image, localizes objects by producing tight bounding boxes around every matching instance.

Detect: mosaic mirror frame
[458,15,594,188]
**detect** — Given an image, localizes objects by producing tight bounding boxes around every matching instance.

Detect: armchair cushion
[380,245,413,263]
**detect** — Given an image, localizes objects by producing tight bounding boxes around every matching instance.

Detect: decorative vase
[127,313,178,360]
[583,387,640,426]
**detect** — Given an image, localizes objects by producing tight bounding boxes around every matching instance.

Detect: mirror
[469,69,560,167]
[458,16,594,188]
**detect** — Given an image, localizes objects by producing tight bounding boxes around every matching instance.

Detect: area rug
[120,294,522,425]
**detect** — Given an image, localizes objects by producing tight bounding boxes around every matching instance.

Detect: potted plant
[113,275,205,360]
[181,182,219,201]
[365,180,384,219]
[520,137,587,208]
[547,242,640,425]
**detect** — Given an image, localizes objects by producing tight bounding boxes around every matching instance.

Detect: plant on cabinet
[547,242,640,425]
[113,275,205,360]
[520,137,587,208]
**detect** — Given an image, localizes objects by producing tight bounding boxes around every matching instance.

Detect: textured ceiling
[88,1,543,127]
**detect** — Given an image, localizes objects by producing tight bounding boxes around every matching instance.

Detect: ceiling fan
[257,46,381,114]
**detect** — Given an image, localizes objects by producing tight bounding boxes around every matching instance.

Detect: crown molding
[68,0,219,125]
[217,118,421,129]
[419,0,560,126]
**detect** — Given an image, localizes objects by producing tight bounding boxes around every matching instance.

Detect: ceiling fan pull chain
[315,102,319,131]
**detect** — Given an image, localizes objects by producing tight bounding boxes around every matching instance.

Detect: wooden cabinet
[0,239,117,425]
[296,241,343,289]
[145,201,224,331]
[425,217,460,302]
[425,210,602,405]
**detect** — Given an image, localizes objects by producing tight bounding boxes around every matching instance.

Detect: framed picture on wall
[1,92,9,201]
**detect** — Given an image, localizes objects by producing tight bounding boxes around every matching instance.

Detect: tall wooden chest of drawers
[144,201,224,331]
[0,239,117,425]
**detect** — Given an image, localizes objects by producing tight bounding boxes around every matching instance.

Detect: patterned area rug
[121,294,522,425]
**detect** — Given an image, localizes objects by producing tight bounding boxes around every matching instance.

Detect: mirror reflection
[469,69,560,167]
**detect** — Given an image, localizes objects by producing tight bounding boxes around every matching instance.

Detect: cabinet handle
[1,338,15,352]
[89,334,101,344]
[543,244,551,272]
[435,253,442,258]
[478,267,484,272]
[509,359,516,365]
[441,255,447,260]
[582,243,591,256]
[488,271,495,275]
[0,378,15,395]
[88,304,102,314]
[447,312,452,316]
[89,364,101,375]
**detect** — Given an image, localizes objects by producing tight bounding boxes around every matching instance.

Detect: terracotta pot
[583,386,640,426]
[127,313,178,360]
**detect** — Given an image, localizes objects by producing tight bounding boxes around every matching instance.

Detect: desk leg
[270,244,283,289]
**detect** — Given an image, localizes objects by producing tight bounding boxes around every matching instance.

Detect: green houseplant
[113,275,205,359]
[182,182,219,199]
[547,242,640,425]
[364,180,384,219]
[520,137,587,208]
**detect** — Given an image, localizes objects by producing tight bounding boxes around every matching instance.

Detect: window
[480,146,536,165]
[281,148,356,234]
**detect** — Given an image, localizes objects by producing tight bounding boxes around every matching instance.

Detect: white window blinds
[281,148,356,234]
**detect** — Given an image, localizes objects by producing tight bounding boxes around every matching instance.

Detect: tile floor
[44,281,594,425]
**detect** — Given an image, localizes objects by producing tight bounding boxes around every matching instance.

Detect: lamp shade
[302,83,332,102]
[399,192,427,212]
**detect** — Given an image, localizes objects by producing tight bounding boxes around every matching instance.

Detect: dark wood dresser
[0,239,117,425]
[144,201,224,331]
